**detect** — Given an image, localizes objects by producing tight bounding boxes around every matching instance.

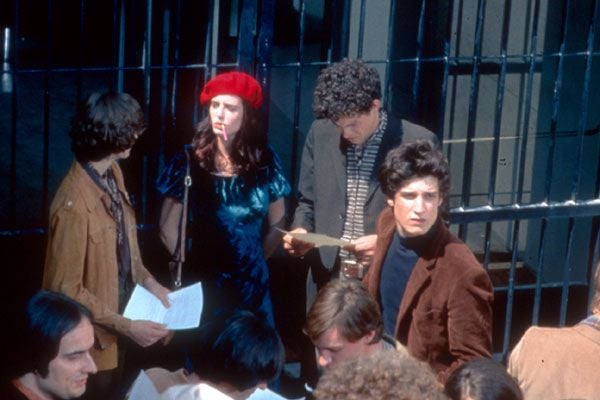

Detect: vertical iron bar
[383,0,397,109]
[77,0,84,101]
[9,0,20,228]
[411,0,427,111]
[531,218,548,324]
[543,1,571,202]
[168,0,182,159]
[356,0,367,58]
[112,0,118,89]
[587,218,600,314]
[517,0,542,325]
[141,0,153,224]
[238,0,257,73]
[42,0,53,223]
[437,0,455,142]
[515,0,541,205]
[559,218,576,325]
[570,0,598,201]
[195,0,215,126]
[502,219,521,358]
[330,0,350,60]
[446,0,463,162]
[289,0,306,192]
[143,0,152,114]
[158,1,171,171]
[257,0,275,100]
[256,0,274,139]
[458,0,485,240]
[483,0,512,270]
[117,0,125,92]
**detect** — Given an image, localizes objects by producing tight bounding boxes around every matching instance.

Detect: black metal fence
[1,0,599,360]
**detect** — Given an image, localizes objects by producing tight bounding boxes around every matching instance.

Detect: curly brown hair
[314,351,447,400]
[312,58,382,120]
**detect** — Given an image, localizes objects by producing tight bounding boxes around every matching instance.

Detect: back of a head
[304,279,383,344]
[314,351,446,400]
[15,290,92,379]
[444,359,523,400]
[189,311,284,392]
[70,91,145,162]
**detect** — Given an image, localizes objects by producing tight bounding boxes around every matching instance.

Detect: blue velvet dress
[156,145,290,326]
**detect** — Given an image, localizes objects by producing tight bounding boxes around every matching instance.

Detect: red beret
[199,72,263,109]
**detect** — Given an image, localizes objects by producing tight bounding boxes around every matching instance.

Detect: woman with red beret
[156,72,290,326]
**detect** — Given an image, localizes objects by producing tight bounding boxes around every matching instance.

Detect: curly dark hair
[379,140,450,200]
[314,351,448,400]
[313,58,382,120]
[192,100,268,173]
[70,91,145,162]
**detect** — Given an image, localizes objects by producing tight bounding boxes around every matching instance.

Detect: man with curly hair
[43,91,172,399]
[283,58,437,289]
[313,350,447,400]
[283,58,436,386]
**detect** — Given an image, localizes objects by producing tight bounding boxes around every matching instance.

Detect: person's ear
[361,330,376,344]
[387,198,394,207]
[372,99,381,110]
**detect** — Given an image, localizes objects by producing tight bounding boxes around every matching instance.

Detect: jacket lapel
[365,115,403,203]
[326,125,347,195]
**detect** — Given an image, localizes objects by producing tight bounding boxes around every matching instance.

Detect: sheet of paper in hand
[278,227,349,248]
[123,282,203,330]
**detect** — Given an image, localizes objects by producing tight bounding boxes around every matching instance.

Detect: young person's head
[70,91,145,162]
[304,279,384,370]
[379,140,450,238]
[17,290,97,399]
[194,71,267,172]
[314,350,446,400]
[189,311,284,400]
[444,358,523,400]
[313,59,382,146]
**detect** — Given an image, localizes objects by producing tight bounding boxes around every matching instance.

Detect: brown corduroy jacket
[43,160,153,371]
[364,207,494,383]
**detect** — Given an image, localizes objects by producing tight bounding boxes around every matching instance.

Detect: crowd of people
[3,59,599,400]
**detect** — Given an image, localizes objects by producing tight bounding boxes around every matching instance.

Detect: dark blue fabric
[380,232,419,336]
[157,145,290,326]
[379,221,440,335]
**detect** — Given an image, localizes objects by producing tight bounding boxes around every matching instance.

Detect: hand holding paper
[279,227,349,248]
[123,282,203,330]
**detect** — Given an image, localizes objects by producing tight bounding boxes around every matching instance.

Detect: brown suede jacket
[43,161,153,371]
[364,207,493,382]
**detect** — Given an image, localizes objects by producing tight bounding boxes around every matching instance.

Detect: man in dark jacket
[364,140,493,383]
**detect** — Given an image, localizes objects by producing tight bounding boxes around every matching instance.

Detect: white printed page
[163,282,203,329]
[123,283,203,330]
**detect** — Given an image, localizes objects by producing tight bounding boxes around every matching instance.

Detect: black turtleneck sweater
[380,220,439,335]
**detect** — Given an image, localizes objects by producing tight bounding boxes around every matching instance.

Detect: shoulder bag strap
[173,148,192,287]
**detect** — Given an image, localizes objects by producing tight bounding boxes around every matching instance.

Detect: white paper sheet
[248,388,290,400]
[128,370,160,400]
[123,282,203,330]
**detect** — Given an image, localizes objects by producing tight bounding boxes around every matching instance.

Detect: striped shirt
[339,109,387,263]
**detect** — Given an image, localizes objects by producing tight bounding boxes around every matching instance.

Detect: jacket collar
[70,160,131,213]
